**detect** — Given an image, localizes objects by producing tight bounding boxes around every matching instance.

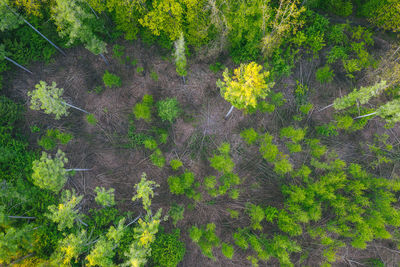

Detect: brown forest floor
[3,38,400,266]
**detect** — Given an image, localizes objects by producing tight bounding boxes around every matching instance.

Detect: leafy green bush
[327,46,348,64]
[189,223,220,260]
[150,229,186,267]
[103,71,122,88]
[150,148,166,168]
[38,129,73,150]
[0,95,23,127]
[112,44,125,61]
[86,114,98,125]
[221,243,234,259]
[169,203,185,226]
[316,65,334,83]
[133,95,153,122]
[156,98,181,123]
[168,171,195,196]
[150,70,158,81]
[94,187,115,207]
[170,159,183,170]
[136,66,144,73]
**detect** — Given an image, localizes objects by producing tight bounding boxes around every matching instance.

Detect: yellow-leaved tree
[217,62,274,118]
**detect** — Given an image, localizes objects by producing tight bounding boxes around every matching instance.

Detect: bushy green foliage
[38,129,73,150]
[132,173,159,212]
[209,143,234,173]
[150,229,186,267]
[86,114,98,125]
[156,98,181,123]
[168,171,196,198]
[189,223,220,260]
[31,149,68,192]
[170,159,183,170]
[240,128,259,145]
[316,65,334,83]
[133,95,153,122]
[46,189,83,231]
[103,70,122,88]
[112,44,125,61]
[246,203,265,230]
[28,81,69,120]
[0,95,23,127]
[150,148,166,168]
[169,203,184,226]
[94,187,115,207]
[221,242,234,259]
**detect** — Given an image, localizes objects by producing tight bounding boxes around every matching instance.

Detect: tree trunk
[4,56,33,74]
[62,101,89,114]
[354,111,378,119]
[225,105,234,119]
[8,215,36,219]
[317,103,334,112]
[182,76,186,84]
[66,168,91,171]
[99,53,109,65]
[85,2,99,18]
[4,3,66,56]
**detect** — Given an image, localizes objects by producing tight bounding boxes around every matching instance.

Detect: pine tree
[28,81,88,119]
[52,230,88,266]
[132,173,160,213]
[46,189,83,231]
[174,32,187,82]
[217,62,274,118]
[94,187,115,207]
[51,0,107,56]
[31,149,68,192]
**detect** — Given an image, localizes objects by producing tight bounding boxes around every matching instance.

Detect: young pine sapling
[174,32,187,83]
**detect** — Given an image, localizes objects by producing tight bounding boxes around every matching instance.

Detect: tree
[46,190,83,231]
[0,44,32,74]
[261,0,305,57]
[51,0,107,58]
[0,224,33,265]
[132,173,159,213]
[31,149,89,192]
[174,32,187,82]
[0,0,66,56]
[28,81,89,120]
[362,0,400,33]
[217,62,274,118]
[51,230,88,266]
[31,150,68,192]
[94,187,115,207]
[86,218,126,267]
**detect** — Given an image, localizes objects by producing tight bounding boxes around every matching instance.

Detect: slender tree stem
[126,214,142,227]
[66,168,91,171]
[4,56,33,74]
[4,3,66,56]
[8,215,36,219]
[76,217,88,226]
[225,105,234,119]
[99,53,109,65]
[62,101,89,114]
[85,2,99,19]
[354,111,377,119]
[182,76,186,84]
[318,103,334,112]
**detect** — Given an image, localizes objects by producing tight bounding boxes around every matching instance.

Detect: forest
[1,0,400,266]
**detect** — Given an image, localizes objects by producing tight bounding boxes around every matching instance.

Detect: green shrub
[156,98,181,123]
[170,159,183,170]
[168,171,195,196]
[86,114,98,125]
[112,44,125,61]
[221,243,234,259]
[150,149,165,168]
[150,70,158,81]
[143,138,158,150]
[209,62,225,73]
[240,128,259,145]
[169,203,184,226]
[136,66,144,73]
[150,229,186,267]
[94,187,115,207]
[38,136,56,150]
[327,46,348,64]
[103,71,122,88]
[133,95,153,122]
[0,95,23,127]
[316,65,334,83]
[280,127,306,143]
[38,129,73,150]
[189,223,220,260]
